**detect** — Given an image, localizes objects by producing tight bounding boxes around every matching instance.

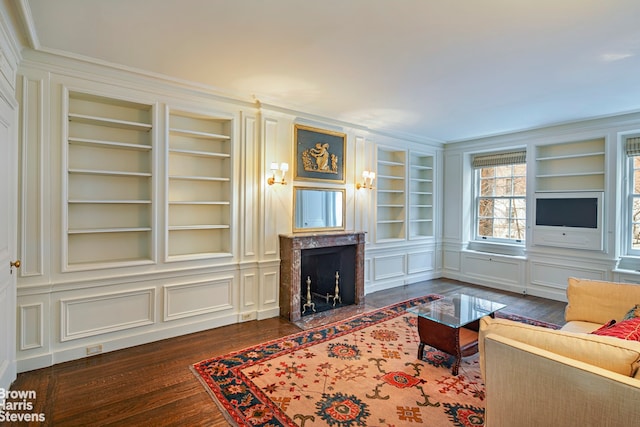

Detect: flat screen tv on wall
[532,191,604,251]
[535,196,598,228]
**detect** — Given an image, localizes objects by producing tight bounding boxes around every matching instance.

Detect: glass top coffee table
[407,293,506,375]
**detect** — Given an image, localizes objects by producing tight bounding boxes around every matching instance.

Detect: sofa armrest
[484,333,640,427]
[479,316,640,379]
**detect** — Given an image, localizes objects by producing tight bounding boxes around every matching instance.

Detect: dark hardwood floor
[6,279,566,426]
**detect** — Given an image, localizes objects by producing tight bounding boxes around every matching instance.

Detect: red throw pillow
[591,317,640,341]
[591,319,616,333]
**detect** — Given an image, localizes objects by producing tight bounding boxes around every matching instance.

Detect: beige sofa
[479,277,640,426]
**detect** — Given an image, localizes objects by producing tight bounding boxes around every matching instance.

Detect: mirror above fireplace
[293,187,345,232]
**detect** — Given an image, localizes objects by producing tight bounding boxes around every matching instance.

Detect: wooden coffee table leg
[417,342,425,360]
[452,351,461,376]
[452,329,461,376]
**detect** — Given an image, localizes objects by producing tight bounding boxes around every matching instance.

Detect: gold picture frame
[293,187,346,233]
[294,124,346,183]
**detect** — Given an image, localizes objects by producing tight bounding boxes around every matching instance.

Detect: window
[473,151,526,243]
[626,137,640,255]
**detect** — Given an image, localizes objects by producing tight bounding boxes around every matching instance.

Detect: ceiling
[14,0,640,142]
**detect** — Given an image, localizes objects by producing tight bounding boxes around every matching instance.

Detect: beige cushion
[560,320,602,334]
[565,277,640,325]
[479,316,640,379]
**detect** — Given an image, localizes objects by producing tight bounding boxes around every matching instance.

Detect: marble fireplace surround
[279,232,365,322]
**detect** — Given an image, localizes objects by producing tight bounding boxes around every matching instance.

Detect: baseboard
[443,270,526,295]
[525,286,566,302]
[256,307,280,321]
[0,359,16,391]
[17,312,238,373]
[365,279,405,295]
[16,354,52,374]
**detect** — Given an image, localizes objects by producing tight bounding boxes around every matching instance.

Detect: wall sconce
[356,170,375,189]
[268,162,289,185]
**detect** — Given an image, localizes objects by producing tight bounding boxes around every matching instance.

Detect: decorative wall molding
[262,117,280,257]
[529,260,607,291]
[261,271,278,306]
[241,272,256,306]
[19,302,42,350]
[17,75,45,278]
[163,277,233,322]
[373,253,406,281]
[461,252,523,292]
[60,288,155,341]
[408,251,434,275]
[242,114,258,259]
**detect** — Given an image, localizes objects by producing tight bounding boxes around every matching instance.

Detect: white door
[0,93,17,390]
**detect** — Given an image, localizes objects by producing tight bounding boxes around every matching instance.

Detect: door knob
[10,260,20,274]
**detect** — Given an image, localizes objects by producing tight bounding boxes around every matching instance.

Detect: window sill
[614,257,640,273]
[466,241,526,258]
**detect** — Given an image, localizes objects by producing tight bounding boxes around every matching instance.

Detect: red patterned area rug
[192,295,559,427]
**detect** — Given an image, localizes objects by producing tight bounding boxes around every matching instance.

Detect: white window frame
[471,151,527,247]
[625,147,640,257]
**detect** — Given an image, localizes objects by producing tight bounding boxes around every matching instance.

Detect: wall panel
[461,252,524,294]
[262,271,278,305]
[529,259,608,300]
[373,254,406,281]
[242,115,257,258]
[60,288,155,341]
[408,250,434,274]
[163,277,233,321]
[443,152,462,241]
[18,76,45,277]
[263,118,279,257]
[19,302,43,351]
[443,248,461,272]
[241,272,256,310]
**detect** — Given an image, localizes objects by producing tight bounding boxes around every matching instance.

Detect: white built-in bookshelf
[66,91,154,268]
[65,91,235,269]
[535,138,605,192]
[167,110,232,259]
[408,152,434,239]
[376,147,406,241]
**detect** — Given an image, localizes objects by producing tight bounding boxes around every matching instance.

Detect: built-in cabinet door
[0,93,17,390]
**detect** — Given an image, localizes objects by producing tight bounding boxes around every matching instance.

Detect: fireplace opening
[300,245,356,316]
[279,232,365,323]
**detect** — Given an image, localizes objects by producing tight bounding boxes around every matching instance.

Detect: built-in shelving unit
[66,91,154,268]
[376,147,406,241]
[167,110,232,259]
[535,138,605,192]
[408,152,434,239]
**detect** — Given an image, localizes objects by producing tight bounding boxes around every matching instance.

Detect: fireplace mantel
[279,232,365,322]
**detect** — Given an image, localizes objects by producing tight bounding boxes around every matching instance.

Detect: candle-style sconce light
[356,170,375,190]
[268,162,289,185]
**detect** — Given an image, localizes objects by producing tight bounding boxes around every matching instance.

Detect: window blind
[625,137,640,157]
[472,151,526,168]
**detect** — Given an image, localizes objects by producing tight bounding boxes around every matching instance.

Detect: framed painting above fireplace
[294,124,346,183]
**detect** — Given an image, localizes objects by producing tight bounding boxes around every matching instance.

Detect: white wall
[442,113,640,300]
[14,42,640,374]
[14,49,444,372]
